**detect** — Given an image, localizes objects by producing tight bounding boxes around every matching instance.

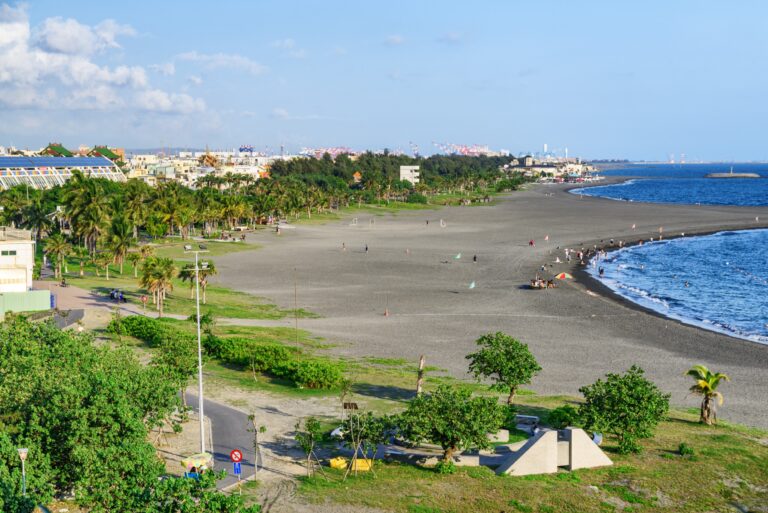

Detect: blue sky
[1,1,767,160]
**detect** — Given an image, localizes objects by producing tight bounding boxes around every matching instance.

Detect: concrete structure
[0,228,36,292]
[0,227,51,319]
[496,428,611,476]
[399,165,420,184]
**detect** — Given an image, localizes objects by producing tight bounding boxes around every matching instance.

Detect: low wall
[0,290,52,320]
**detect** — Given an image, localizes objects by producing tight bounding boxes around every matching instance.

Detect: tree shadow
[352,383,415,402]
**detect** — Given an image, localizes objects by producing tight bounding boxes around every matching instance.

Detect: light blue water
[574,164,768,344]
[572,163,768,206]
[588,230,768,344]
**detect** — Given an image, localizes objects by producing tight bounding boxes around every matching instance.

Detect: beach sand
[216,185,768,428]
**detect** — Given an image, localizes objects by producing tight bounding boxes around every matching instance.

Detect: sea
[571,163,768,345]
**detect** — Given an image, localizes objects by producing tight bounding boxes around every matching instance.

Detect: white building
[0,228,36,292]
[399,165,420,185]
[0,156,126,190]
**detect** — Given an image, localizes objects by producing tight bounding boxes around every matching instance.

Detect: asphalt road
[186,394,255,490]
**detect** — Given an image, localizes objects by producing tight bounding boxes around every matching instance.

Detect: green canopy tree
[43,233,71,279]
[466,332,541,404]
[579,365,670,454]
[685,364,730,425]
[398,384,505,464]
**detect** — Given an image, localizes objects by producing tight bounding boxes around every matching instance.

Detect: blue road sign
[233,462,241,475]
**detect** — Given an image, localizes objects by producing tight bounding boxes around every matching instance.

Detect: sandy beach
[216,184,768,429]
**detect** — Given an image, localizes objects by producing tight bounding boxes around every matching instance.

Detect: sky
[1,1,767,161]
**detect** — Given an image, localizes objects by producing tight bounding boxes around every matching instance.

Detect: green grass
[284,410,768,513]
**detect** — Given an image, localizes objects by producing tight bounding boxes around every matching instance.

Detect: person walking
[365,244,368,253]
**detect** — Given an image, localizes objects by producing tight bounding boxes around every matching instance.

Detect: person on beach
[599,267,605,278]
[365,244,368,253]
[529,239,535,247]
[426,220,429,226]
[342,242,346,251]
[473,254,477,263]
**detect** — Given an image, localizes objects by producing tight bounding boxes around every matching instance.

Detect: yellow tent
[181,452,214,471]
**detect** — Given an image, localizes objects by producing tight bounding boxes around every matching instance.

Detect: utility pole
[186,246,210,454]
[17,448,28,496]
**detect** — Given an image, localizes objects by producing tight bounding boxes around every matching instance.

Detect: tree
[340,412,395,475]
[295,417,325,477]
[127,252,142,278]
[398,384,505,464]
[140,257,177,316]
[685,364,730,425]
[44,233,71,279]
[466,332,541,404]
[107,215,135,274]
[152,332,197,407]
[579,365,670,454]
[198,260,217,304]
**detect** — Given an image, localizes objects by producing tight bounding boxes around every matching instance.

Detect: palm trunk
[507,386,517,405]
[202,284,207,305]
[105,265,109,280]
[443,445,456,463]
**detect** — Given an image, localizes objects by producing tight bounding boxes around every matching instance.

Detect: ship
[705,167,760,178]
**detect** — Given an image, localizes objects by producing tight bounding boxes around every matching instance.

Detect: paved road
[187,394,256,490]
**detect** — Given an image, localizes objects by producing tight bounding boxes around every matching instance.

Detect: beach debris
[468,281,476,289]
[454,253,462,260]
[632,223,636,230]
[545,235,549,241]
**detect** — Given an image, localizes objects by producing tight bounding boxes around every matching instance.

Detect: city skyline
[1,1,767,160]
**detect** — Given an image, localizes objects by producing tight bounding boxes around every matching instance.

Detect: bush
[547,405,580,429]
[107,315,192,348]
[407,192,428,204]
[678,442,694,457]
[290,359,345,389]
[579,366,670,454]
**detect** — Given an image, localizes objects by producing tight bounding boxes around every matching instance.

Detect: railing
[0,227,32,241]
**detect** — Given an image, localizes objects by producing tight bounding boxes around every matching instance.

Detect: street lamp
[185,245,210,455]
[17,448,28,496]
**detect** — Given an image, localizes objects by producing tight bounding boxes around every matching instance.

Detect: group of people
[109,289,127,303]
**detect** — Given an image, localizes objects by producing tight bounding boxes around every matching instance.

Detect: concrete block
[565,428,613,470]
[487,429,509,443]
[495,430,558,476]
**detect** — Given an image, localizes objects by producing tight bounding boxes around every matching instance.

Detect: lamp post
[17,448,28,496]
[185,246,209,455]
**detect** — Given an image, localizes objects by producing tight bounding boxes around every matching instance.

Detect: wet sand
[216,184,768,428]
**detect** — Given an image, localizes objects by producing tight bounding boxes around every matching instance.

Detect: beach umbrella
[181,452,213,471]
[555,272,573,280]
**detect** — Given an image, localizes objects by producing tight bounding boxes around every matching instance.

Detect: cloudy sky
[1,1,767,160]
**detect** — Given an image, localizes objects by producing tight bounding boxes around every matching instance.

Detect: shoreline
[215,184,768,428]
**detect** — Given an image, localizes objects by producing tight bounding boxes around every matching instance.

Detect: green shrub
[678,442,694,457]
[547,405,580,429]
[407,192,428,204]
[107,315,192,348]
[290,359,345,389]
[434,460,456,474]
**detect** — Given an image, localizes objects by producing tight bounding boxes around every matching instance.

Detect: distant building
[0,227,50,319]
[399,165,420,185]
[0,156,127,190]
[40,142,74,157]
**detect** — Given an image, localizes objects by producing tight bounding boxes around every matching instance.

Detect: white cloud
[385,34,405,46]
[271,38,296,50]
[187,75,202,85]
[0,3,202,114]
[271,37,306,59]
[150,62,176,76]
[271,107,322,121]
[136,89,205,114]
[35,16,136,55]
[437,32,464,44]
[177,51,266,75]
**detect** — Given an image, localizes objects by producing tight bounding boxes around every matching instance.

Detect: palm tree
[22,198,52,241]
[44,233,71,279]
[685,365,730,425]
[198,260,217,304]
[140,257,177,317]
[179,263,197,299]
[139,244,155,260]
[127,252,142,278]
[93,252,112,280]
[73,245,89,277]
[107,215,135,274]
[124,179,150,238]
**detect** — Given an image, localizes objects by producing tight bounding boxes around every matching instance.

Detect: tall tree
[43,233,71,279]
[106,215,135,274]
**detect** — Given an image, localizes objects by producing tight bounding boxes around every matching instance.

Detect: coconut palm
[22,198,52,241]
[127,252,142,278]
[685,365,730,425]
[94,252,112,280]
[44,233,71,279]
[140,257,177,317]
[107,215,135,274]
[179,263,197,299]
[123,179,150,238]
[198,260,217,304]
[139,244,155,260]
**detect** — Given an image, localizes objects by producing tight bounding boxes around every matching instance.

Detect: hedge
[110,316,344,389]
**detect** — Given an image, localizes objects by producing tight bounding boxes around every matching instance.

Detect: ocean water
[571,163,768,206]
[573,164,768,344]
[588,230,768,344]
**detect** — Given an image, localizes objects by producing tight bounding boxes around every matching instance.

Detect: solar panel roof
[0,156,116,168]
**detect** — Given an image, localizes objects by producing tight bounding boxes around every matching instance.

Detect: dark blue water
[572,163,768,206]
[574,164,768,344]
[588,230,768,344]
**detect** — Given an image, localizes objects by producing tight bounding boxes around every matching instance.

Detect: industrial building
[0,227,51,319]
[0,156,127,190]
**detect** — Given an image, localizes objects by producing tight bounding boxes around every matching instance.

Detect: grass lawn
[290,408,768,513]
[52,239,316,320]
